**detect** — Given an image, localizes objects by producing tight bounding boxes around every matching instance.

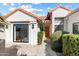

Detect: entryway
[45,26,50,38]
[13,24,29,43]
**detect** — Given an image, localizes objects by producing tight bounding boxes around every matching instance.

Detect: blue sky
[0,3,79,16]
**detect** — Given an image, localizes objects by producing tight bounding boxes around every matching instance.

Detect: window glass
[54,17,64,25]
[55,25,63,32]
[73,23,79,34]
[54,17,64,31]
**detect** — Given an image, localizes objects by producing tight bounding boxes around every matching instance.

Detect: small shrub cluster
[37,31,43,45]
[62,34,79,56]
[50,31,62,41]
[50,31,69,52]
[50,31,62,52]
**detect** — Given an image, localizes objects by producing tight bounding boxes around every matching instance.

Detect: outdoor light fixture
[32,23,34,29]
[0,25,5,32]
[6,25,8,29]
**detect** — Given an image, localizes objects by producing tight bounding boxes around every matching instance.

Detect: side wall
[65,11,79,33]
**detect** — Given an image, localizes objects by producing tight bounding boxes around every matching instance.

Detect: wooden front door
[45,26,50,38]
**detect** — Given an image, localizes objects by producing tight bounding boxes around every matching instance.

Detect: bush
[38,22,44,31]
[37,31,43,45]
[62,34,79,56]
[62,31,69,34]
[50,31,62,52]
[50,31,62,41]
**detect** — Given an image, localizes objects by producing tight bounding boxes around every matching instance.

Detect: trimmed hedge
[50,31,62,52]
[37,31,43,45]
[62,34,79,56]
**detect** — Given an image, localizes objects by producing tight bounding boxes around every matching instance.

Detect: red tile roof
[37,16,46,20]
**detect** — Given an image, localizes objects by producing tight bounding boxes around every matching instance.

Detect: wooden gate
[45,26,50,38]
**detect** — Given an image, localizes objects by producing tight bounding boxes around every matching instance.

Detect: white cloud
[29,8,43,12]
[11,3,15,6]
[19,5,43,13]
[3,3,15,6]
[65,5,72,8]
[31,3,41,4]
[47,7,50,10]
[9,4,43,15]
[9,7,16,11]
[3,3,8,6]
[20,5,32,9]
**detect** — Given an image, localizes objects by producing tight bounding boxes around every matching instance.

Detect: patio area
[0,38,63,56]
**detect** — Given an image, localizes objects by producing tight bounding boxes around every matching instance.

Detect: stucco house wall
[64,10,79,33]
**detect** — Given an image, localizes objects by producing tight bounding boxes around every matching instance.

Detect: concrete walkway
[16,41,57,56]
[45,42,57,56]
[17,43,46,56]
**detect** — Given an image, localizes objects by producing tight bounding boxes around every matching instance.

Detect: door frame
[13,23,29,43]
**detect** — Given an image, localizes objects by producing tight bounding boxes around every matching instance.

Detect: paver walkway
[16,41,57,56]
[17,43,45,56]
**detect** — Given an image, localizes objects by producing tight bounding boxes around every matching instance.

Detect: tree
[38,21,45,31]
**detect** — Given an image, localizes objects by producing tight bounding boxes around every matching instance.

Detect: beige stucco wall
[6,11,37,22]
[64,11,79,33]
[0,32,5,39]
[5,11,39,45]
[64,18,68,32]
[51,8,70,34]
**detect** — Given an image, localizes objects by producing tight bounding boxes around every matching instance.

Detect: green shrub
[50,31,62,52]
[37,31,43,45]
[62,34,79,56]
[50,31,62,41]
[62,31,69,34]
[38,22,44,31]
